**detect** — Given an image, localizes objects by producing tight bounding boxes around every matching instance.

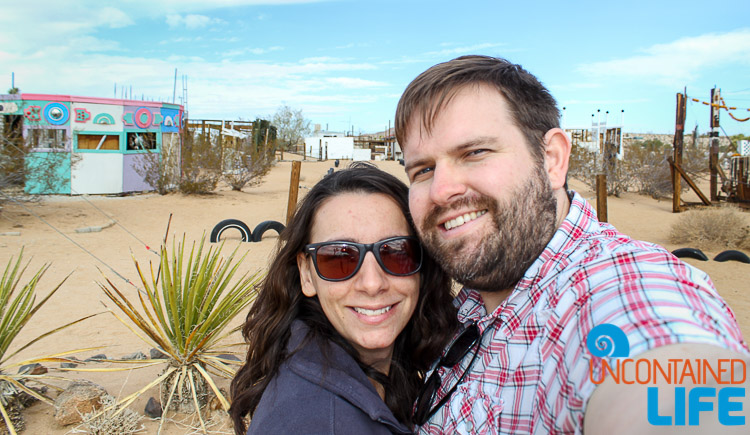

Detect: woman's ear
[297,253,317,297]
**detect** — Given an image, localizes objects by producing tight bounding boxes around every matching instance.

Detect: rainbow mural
[0,93,184,195]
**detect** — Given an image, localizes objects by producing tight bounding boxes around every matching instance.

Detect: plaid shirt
[417,191,748,435]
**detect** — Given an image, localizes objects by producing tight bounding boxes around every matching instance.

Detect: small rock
[84,353,107,362]
[216,353,241,363]
[121,351,147,360]
[18,363,47,375]
[149,348,168,359]
[144,397,162,418]
[60,356,80,369]
[53,380,108,426]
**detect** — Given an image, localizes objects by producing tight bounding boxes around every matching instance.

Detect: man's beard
[419,164,558,292]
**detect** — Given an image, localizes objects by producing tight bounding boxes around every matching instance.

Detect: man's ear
[297,253,318,297]
[543,128,571,191]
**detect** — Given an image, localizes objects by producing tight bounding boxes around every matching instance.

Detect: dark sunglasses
[304,236,423,282]
[413,323,481,426]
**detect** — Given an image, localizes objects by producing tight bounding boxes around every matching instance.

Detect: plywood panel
[71,153,123,194]
[76,133,120,150]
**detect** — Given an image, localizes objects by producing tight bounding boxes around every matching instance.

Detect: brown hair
[229,163,458,433]
[395,55,560,163]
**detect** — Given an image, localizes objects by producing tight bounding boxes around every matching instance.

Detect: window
[127,132,157,150]
[77,133,120,150]
[28,128,67,149]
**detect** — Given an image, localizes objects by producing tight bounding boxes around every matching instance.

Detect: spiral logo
[586,324,630,357]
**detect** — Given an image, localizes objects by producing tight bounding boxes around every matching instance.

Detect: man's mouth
[442,210,487,231]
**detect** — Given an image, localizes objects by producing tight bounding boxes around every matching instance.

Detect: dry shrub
[180,128,221,194]
[669,206,750,251]
[569,139,711,199]
[72,395,144,435]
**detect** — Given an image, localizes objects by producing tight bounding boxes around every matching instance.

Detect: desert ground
[1,154,748,434]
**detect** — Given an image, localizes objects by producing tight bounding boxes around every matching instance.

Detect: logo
[587,324,746,427]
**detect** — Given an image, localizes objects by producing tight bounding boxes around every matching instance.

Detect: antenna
[172,68,177,104]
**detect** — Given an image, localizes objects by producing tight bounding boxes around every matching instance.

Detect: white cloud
[325,77,388,88]
[578,29,750,85]
[96,7,135,28]
[166,14,225,29]
[426,42,507,57]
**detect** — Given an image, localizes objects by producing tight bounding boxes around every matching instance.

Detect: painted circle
[43,103,69,125]
[134,108,153,128]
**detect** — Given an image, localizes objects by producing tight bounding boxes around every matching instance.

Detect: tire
[252,220,285,242]
[671,247,708,261]
[713,250,750,264]
[210,219,251,243]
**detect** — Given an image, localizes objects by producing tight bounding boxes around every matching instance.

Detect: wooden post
[286,161,301,225]
[672,92,686,212]
[596,174,608,222]
[710,88,720,202]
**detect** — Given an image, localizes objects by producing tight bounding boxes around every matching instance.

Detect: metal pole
[710,88,720,202]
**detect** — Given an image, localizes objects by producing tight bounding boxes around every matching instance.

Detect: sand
[1,155,748,434]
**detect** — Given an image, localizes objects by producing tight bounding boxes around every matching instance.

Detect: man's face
[403,84,558,291]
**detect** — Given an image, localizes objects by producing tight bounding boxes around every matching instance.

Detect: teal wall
[25,152,71,194]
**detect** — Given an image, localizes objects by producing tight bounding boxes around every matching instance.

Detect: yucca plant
[0,249,97,435]
[98,236,261,434]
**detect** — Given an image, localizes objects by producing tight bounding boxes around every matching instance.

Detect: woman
[230,163,457,434]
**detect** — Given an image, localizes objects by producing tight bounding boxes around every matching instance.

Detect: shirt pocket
[443,382,504,435]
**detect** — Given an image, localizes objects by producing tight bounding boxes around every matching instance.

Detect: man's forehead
[402,84,509,154]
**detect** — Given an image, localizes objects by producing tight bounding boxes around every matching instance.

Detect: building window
[28,128,67,149]
[127,132,157,150]
[77,133,120,150]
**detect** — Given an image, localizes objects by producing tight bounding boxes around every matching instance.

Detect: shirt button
[465,420,474,432]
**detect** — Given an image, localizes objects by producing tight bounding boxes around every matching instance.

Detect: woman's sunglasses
[303,236,422,281]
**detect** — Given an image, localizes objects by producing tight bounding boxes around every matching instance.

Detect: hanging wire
[0,190,142,292]
[69,187,159,256]
[3,138,159,255]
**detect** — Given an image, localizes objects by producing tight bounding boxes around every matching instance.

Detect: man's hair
[395,55,560,163]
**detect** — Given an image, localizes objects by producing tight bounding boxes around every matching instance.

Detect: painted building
[0,93,183,194]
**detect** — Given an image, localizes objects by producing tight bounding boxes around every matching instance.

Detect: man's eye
[412,167,434,179]
[468,149,488,157]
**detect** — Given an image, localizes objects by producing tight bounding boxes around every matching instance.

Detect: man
[396,55,749,434]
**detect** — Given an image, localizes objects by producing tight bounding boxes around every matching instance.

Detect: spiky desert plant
[98,236,261,434]
[0,249,97,435]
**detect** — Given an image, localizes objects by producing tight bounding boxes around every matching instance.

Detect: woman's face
[297,192,420,369]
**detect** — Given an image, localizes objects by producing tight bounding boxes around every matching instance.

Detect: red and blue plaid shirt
[417,191,748,434]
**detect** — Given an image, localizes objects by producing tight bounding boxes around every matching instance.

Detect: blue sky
[1,0,749,136]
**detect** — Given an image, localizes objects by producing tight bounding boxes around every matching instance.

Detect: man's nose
[429,164,467,206]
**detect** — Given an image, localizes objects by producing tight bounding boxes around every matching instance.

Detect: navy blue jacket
[247,321,412,434]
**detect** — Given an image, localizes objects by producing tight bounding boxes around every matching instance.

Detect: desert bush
[222,139,273,191]
[568,144,634,197]
[669,206,750,251]
[179,127,221,194]
[568,138,711,199]
[98,236,262,434]
[1,128,77,206]
[0,250,94,434]
[72,395,144,435]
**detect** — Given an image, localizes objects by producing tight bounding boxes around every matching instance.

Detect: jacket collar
[286,320,412,434]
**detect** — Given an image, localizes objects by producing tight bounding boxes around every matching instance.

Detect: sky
[1,0,749,136]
